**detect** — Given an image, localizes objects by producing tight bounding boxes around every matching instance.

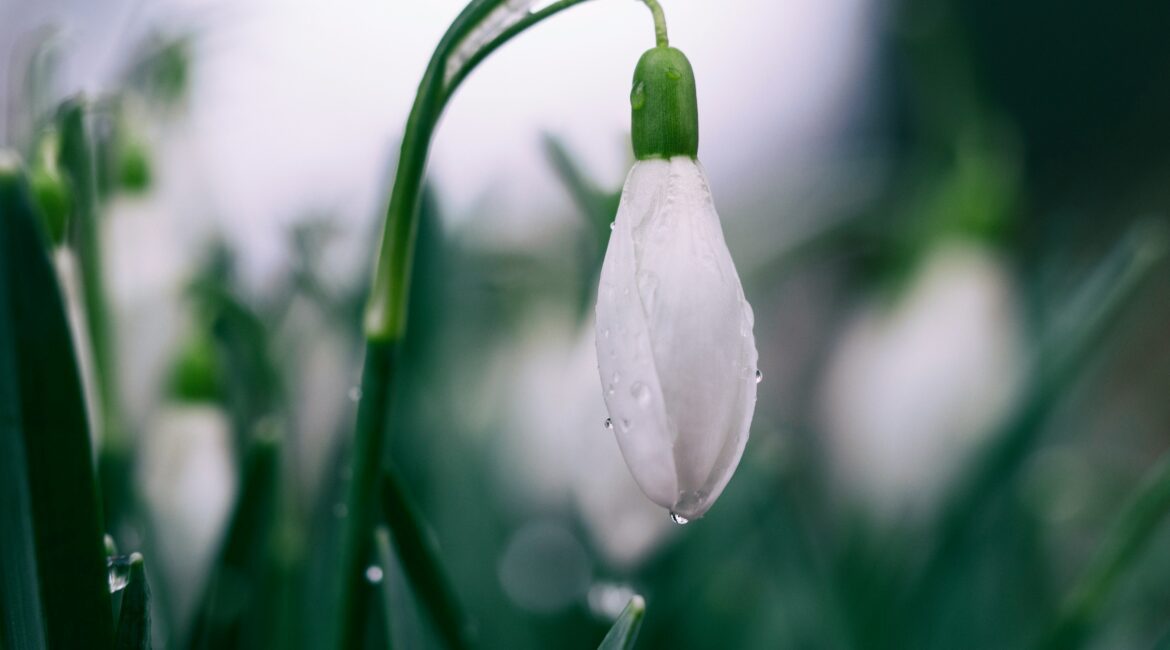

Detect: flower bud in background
[595,43,758,522]
[819,241,1026,518]
[29,129,72,246]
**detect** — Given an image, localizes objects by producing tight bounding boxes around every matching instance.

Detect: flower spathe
[595,156,758,521]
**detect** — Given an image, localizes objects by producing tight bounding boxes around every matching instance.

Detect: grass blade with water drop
[598,595,646,650]
[113,554,150,650]
[0,156,114,648]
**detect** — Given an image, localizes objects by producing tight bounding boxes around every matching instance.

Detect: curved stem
[442,0,597,103]
[640,0,669,48]
[337,1,604,646]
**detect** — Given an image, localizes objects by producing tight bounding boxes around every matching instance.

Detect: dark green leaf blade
[0,155,114,648]
[0,156,48,650]
[186,428,281,650]
[598,596,646,650]
[1040,451,1170,650]
[114,554,150,650]
[379,467,473,650]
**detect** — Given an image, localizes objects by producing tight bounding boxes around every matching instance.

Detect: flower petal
[596,157,757,519]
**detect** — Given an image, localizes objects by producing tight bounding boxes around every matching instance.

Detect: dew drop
[603,418,613,430]
[630,81,646,110]
[348,386,363,402]
[630,382,651,407]
[669,512,689,525]
[365,565,384,584]
[609,222,615,231]
[107,556,132,593]
[755,369,763,384]
[602,328,611,339]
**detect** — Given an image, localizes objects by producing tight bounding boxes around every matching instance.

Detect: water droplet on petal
[609,222,615,231]
[611,372,621,384]
[365,565,384,584]
[755,369,763,384]
[603,418,613,430]
[107,556,132,593]
[630,382,651,407]
[669,512,689,525]
[348,386,363,402]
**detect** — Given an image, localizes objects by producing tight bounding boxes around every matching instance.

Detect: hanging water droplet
[609,221,615,231]
[348,386,363,402]
[333,503,349,518]
[107,556,132,593]
[603,418,613,430]
[755,369,763,384]
[630,382,651,407]
[669,512,689,525]
[365,565,384,584]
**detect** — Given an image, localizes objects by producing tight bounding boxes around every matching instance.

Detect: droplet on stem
[107,556,132,593]
[365,565,384,584]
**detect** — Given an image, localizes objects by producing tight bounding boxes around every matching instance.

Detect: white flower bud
[595,156,758,522]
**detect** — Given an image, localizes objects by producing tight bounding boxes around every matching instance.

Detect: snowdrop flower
[819,241,1026,519]
[594,38,758,523]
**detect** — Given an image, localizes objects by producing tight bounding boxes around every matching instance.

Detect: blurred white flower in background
[138,402,236,627]
[819,241,1027,519]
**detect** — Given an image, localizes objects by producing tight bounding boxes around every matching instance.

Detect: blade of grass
[0,155,48,650]
[186,428,281,650]
[374,526,428,650]
[598,596,646,650]
[1039,452,1170,650]
[379,467,473,650]
[1,153,114,648]
[895,220,1167,645]
[113,554,150,650]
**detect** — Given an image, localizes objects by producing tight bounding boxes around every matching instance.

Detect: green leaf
[0,156,114,647]
[379,467,474,650]
[186,428,281,650]
[374,526,428,650]
[1040,451,1170,650]
[113,554,150,650]
[0,156,48,650]
[598,596,646,650]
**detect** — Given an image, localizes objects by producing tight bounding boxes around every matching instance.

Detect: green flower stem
[342,1,681,645]
[640,0,669,48]
[58,100,122,450]
[1039,452,1170,650]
